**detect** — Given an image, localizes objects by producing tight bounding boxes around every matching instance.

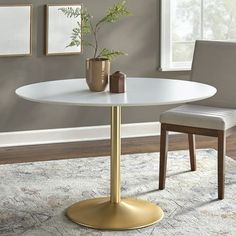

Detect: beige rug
[0,149,235,236]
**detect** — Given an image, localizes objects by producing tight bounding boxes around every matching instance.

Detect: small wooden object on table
[109,71,126,93]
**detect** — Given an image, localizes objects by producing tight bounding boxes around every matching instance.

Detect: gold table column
[111,106,121,204]
[66,106,164,230]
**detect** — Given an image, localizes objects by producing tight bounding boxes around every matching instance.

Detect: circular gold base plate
[66,197,164,230]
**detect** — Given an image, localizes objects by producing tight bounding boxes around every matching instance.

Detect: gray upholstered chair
[159,40,236,200]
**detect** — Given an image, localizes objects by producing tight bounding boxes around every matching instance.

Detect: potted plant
[60,1,131,92]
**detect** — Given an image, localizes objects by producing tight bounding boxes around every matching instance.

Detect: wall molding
[0,122,162,147]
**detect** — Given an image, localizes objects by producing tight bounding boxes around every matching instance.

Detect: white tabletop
[16,78,216,107]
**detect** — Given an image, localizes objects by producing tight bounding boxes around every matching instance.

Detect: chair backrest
[191,40,236,108]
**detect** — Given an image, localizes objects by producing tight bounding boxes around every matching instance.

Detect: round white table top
[16,78,216,107]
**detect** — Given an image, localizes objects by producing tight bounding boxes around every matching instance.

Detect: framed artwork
[0,5,32,57]
[46,4,82,56]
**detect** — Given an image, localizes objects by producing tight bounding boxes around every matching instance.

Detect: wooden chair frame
[158,123,235,200]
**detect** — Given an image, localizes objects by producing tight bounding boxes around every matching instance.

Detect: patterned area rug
[0,149,235,236]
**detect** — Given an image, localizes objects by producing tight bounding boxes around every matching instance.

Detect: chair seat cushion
[160,105,236,130]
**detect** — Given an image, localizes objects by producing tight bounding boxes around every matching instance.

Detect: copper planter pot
[86,58,110,92]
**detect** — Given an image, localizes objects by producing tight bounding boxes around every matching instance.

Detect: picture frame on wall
[46,4,82,56]
[0,4,32,57]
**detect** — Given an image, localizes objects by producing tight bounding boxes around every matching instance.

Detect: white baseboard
[0,122,161,147]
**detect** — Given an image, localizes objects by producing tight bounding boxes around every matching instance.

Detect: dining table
[16,77,216,230]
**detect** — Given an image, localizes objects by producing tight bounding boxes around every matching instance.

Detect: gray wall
[0,0,190,132]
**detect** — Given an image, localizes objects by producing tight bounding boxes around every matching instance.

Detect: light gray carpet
[0,149,235,236]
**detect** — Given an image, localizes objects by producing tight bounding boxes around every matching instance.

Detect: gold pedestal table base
[67,197,163,230]
[66,107,164,230]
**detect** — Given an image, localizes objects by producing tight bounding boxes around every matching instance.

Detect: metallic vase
[86,58,110,92]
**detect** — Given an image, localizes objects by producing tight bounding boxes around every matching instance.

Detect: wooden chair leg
[159,124,169,190]
[188,134,196,171]
[218,130,226,200]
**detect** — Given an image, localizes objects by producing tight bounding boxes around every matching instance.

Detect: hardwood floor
[0,133,236,164]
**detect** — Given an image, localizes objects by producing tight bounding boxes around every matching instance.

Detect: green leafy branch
[98,48,127,60]
[96,1,131,27]
[59,1,131,60]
